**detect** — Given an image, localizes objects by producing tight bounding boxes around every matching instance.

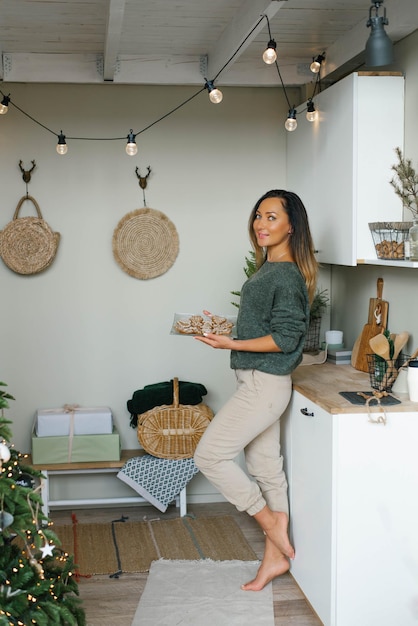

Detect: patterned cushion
[117,454,199,512]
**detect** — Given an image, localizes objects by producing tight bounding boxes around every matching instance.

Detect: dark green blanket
[127,380,208,428]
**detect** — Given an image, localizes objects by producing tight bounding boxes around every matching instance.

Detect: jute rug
[131,560,274,626]
[55,515,257,576]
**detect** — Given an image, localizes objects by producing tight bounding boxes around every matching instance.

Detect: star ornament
[40,541,55,558]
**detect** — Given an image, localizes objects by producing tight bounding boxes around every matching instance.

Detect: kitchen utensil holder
[367,354,409,392]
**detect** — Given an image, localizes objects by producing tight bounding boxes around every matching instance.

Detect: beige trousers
[194,368,292,517]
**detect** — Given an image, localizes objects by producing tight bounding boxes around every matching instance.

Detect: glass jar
[409,219,418,261]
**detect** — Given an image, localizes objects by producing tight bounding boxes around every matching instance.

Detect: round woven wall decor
[0,196,60,275]
[112,207,179,279]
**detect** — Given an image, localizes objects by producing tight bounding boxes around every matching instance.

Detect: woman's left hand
[194,333,234,350]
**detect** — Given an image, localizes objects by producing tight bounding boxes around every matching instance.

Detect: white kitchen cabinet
[285,389,418,626]
[287,72,404,266]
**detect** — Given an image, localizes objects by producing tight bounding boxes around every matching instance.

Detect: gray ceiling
[0,0,417,87]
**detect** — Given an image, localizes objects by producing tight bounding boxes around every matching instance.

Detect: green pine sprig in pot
[390,147,418,219]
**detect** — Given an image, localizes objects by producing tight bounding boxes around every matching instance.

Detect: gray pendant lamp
[365,0,394,67]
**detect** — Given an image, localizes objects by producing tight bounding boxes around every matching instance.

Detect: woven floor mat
[55,514,257,577]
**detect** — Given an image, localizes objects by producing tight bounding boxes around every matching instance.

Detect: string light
[310,53,325,74]
[0,13,325,144]
[285,108,297,132]
[262,13,277,64]
[125,129,138,156]
[263,39,277,64]
[306,99,317,122]
[204,80,223,104]
[0,94,10,115]
[56,132,68,155]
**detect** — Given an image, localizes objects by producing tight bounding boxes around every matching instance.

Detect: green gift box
[31,426,121,464]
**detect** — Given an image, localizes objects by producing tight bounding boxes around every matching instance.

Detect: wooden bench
[27,449,188,517]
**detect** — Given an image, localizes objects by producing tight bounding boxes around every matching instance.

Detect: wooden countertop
[291,362,417,414]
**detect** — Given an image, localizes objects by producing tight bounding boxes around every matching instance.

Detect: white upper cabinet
[287,72,405,266]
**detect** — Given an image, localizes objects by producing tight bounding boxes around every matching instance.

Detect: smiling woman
[253,196,294,262]
[193,188,318,592]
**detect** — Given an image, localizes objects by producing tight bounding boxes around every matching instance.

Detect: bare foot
[241,537,289,592]
[254,508,295,560]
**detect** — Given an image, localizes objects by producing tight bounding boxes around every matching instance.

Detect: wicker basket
[369,221,412,260]
[137,377,213,459]
[0,195,60,275]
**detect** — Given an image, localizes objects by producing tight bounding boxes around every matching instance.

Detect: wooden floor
[51,502,322,626]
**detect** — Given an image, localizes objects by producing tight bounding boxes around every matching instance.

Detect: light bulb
[205,80,223,104]
[56,132,68,155]
[126,129,138,156]
[263,40,277,65]
[310,54,325,74]
[209,88,223,104]
[0,95,10,115]
[306,101,317,122]
[126,142,138,156]
[285,109,297,132]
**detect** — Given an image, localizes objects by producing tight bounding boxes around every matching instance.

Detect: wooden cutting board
[351,277,389,372]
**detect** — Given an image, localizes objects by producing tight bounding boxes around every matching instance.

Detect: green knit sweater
[230,261,310,375]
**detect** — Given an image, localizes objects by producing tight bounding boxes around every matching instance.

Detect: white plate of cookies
[170,312,237,337]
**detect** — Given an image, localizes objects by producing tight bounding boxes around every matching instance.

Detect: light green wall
[2,27,418,506]
[0,83,298,502]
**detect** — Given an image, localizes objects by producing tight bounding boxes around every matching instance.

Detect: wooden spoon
[392,331,409,361]
[385,332,410,389]
[398,347,418,371]
[369,334,390,360]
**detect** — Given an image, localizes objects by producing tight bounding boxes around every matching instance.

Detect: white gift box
[36,406,113,437]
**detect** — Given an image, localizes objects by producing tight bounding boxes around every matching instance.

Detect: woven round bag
[137,378,213,459]
[0,195,60,275]
[113,207,179,279]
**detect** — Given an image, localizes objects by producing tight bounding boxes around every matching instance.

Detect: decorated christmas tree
[0,382,85,626]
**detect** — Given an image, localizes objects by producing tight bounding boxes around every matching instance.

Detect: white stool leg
[40,470,50,519]
[179,487,187,517]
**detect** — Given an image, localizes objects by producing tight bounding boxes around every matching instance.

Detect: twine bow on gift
[63,404,80,462]
[63,404,80,413]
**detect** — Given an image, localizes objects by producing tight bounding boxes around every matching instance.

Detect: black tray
[339,391,401,406]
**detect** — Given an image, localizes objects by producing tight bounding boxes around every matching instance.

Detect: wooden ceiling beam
[206,0,287,83]
[103,0,126,81]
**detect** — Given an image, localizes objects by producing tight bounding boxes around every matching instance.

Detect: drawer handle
[300,407,314,417]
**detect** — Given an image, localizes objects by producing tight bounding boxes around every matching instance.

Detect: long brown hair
[248,189,318,302]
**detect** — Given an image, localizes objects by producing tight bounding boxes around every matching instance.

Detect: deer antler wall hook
[19,160,36,183]
[135,166,151,189]
[135,165,152,206]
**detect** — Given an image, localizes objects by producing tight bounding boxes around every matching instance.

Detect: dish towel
[117,454,199,512]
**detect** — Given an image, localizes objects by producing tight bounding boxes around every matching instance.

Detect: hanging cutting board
[351,277,389,372]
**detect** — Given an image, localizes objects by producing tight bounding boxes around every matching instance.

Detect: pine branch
[390,147,418,218]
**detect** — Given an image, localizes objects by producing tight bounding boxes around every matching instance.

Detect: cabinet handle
[300,407,314,417]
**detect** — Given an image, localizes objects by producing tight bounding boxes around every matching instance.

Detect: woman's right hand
[194,333,234,350]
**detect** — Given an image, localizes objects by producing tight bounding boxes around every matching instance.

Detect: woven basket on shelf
[137,377,213,460]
